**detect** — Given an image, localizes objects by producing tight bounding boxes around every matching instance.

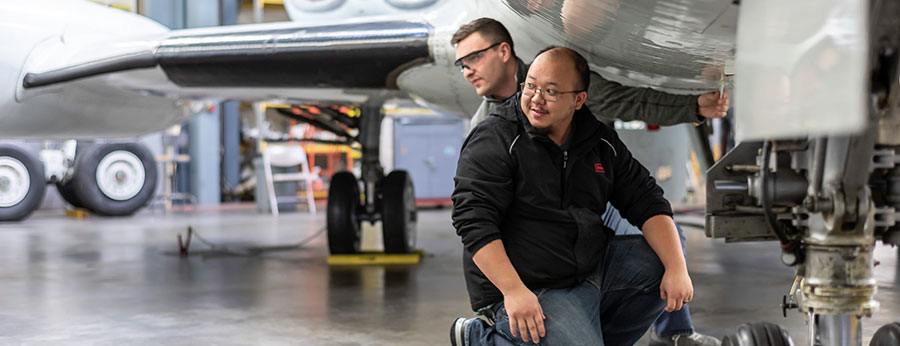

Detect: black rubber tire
[56,181,83,209]
[327,171,361,254]
[71,142,157,216]
[870,322,900,346]
[722,322,793,346]
[0,143,45,221]
[381,170,417,254]
[56,141,91,209]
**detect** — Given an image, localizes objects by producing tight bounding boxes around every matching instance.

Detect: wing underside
[24,20,432,91]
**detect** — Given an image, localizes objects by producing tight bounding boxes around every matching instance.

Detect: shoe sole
[450,318,466,346]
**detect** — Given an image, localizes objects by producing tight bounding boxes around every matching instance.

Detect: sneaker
[650,330,722,346]
[450,317,470,346]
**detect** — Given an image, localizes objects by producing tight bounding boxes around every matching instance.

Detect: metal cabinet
[391,115,464,202]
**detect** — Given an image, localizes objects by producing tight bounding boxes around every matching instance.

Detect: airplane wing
[2,0,491,139]
[5,9,456,139]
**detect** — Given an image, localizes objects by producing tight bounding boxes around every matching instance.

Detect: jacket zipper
[561,150,568,208]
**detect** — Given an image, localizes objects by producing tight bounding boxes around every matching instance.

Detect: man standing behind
[450,18,724,346]
[452,46,692,346]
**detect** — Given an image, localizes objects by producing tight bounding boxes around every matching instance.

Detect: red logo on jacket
[594,163,605,173]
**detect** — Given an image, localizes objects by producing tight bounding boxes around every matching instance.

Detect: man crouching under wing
[451,47,692,346]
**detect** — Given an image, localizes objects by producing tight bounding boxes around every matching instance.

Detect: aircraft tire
[722,322,793,346]
[56,140,91,209]
[327,171,361,254]
[381,170,417,254]
[0,143,45,221]
[71,142,157,216]
[870,322,900,346]
[56,180,83,209]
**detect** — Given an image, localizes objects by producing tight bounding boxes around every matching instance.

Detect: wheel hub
[115,170,127,182]
[95,150,146,201]
[0,157,31,208]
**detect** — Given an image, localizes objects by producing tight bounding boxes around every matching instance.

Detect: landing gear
[0,143,45,221]
[321,97,417,254]
[325,169,418,254]
[65,142,157,216]
[722,322,794,346]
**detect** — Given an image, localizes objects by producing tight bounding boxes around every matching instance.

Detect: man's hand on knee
[504,287,546,343]
[660,268,694,312]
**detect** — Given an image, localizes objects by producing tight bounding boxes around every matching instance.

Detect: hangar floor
[0,207,896,345]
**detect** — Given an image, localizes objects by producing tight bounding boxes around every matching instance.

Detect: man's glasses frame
[454,42,503,71]
[520,82,584,102]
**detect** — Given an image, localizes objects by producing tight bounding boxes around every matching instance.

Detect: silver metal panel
[486,0,737,92]
[735,0,868,140]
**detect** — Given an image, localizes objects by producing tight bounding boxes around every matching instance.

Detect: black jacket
[452,93,672,311]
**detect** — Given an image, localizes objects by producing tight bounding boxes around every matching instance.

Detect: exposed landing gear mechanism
[326,169,417,254]
[0,141,157,221]
[279,97,417,254]
[708,138,900,346]
[708,126,900,346]
[707,1,900,344]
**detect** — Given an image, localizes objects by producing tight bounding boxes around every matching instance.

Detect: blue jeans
[602,203,694,337]
[467,236,667,346]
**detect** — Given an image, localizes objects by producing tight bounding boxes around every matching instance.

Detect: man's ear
[574,91,587,110]
[499,42,513,62]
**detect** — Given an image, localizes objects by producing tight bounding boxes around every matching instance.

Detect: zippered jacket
[452,93,673,311]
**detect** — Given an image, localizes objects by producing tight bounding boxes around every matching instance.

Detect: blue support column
[221,0,240,25]
[222,101,240,198]
[185,0,222,205]
[146,0,227,205]
[144,0,185,29]
[219,2,241,201]
[188,106,221,205]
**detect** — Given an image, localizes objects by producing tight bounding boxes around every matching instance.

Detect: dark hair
[451,18,515,56]
[536,46,590,91]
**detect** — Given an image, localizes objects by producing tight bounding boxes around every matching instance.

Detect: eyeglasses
[520,82,584,102]
[454,42,503,72]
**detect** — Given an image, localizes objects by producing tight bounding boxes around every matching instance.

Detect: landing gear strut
[323,97,417,254]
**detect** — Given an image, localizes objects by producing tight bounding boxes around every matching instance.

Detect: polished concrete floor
[0,206,896,345]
